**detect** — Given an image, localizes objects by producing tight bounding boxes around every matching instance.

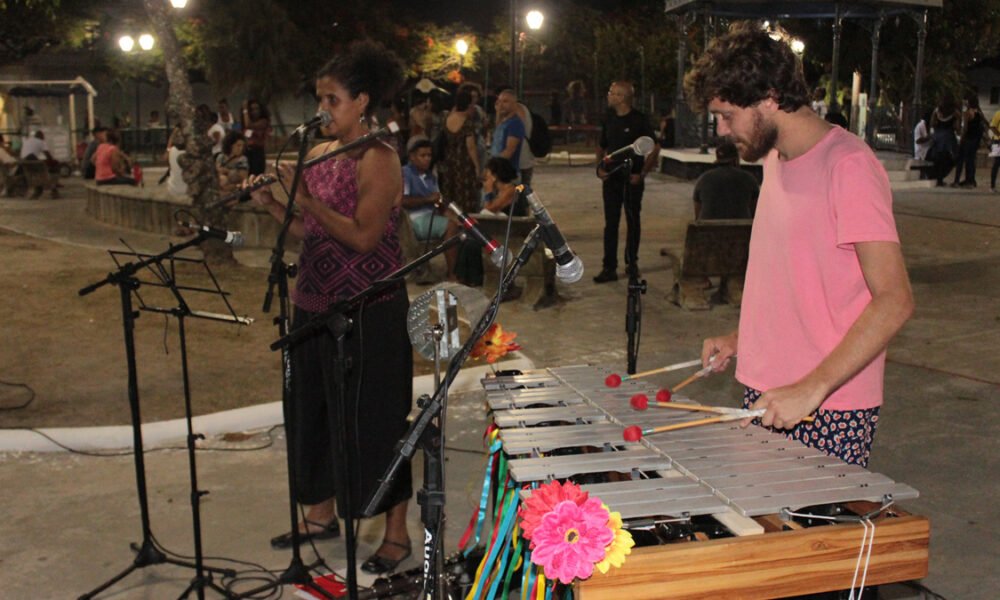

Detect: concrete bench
[666,219,753,310]
[84,183,293,249]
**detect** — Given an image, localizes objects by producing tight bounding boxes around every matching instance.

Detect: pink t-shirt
[736,127,899,410]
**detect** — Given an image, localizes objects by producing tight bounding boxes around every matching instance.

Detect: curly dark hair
[222,130,245,156]
[485,157,517,184]
[685,22,809,113]
[316,40,404,117]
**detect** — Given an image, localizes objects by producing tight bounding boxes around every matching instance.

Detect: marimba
[483,364,930,599]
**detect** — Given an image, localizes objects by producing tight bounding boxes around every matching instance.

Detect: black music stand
[77,235,249,600]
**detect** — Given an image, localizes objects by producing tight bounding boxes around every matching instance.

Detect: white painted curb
[0,356,534,453]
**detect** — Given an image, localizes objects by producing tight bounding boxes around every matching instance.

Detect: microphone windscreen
[634,136,655,156]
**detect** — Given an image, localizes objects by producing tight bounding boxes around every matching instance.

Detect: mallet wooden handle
[626,359,702,381]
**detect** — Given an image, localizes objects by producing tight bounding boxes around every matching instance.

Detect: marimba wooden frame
[576,502,930,599]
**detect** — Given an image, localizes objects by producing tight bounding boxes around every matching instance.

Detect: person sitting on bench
[19,130,61,198]
[401,137,446,240]
[94,130,137,186]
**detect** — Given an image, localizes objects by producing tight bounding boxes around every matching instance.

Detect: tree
[0,0,98,63]
[143,0,230,264]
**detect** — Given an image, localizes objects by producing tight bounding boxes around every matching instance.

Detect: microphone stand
[270,232,468,600]
[621,156,646,376]
[359,226,544,599]
[242,128,338,600]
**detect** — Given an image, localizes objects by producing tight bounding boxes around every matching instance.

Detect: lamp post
[518,10,544,98]
[119,32,154,155]
[169,0,188,7]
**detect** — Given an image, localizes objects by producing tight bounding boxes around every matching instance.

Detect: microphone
[302,122,400,168]
[518,186,584,283]
[602,135,655,164]
[293,110,332,134]
[179,221,245,247]
[446,203,510,269]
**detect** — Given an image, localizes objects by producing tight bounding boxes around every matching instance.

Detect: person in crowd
[409,94,433,139]
[810,86,827,119]
[215,131,249,194]
[658,108,676,149]
[952,93,986,188]
[825,111,848,129]
[165,128,188,197]
[94,129,136,186]
[686,23,913,469]
[0,134,18,195]
[549,91,563,125]
[82,126,109,180]
[593,81,659,283]
[491,89,527,179]
[511,90,537,187]
[247,40,412,576]
[241,98,271,175]
[217,98,237,132]
[440,87,482,214]
[693,141,758,220]
[913,110,932,162]
[990,107,1000,193]
[443,156,522,284]
[19,130,61,198]
[564,80,588,125]
[148,110,164,128]
[0,134,15,163]
[401,137,446,240]
[196,103,224,157]
[458,82,488,175]
[929,95,960,187]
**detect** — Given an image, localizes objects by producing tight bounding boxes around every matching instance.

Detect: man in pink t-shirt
[684,24,914,466]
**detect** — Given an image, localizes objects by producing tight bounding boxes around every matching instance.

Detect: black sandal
[360,540,412,574]
[270,518,341,549]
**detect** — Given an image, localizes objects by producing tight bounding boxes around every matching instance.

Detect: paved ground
[1,164,998,599]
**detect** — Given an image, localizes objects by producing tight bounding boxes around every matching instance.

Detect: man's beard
[734,110,778,162]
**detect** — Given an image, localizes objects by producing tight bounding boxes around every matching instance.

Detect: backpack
[527,111,552,158]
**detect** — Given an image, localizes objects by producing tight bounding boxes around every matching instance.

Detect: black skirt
[287,286,413,517]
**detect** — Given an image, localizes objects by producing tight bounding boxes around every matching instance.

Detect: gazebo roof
[663,0,941,19]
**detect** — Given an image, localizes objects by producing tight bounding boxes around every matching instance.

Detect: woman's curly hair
[685,22,809,112]
[316,40,404,117]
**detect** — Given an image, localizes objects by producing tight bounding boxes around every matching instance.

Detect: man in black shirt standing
[595,81,660,282]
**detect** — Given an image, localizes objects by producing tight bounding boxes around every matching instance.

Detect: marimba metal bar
[486,365,920,519]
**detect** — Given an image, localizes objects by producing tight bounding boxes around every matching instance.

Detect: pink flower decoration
[518,480,589,541]
[528,498,614,584]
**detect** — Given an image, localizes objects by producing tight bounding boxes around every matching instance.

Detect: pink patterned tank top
[292,156,403,313]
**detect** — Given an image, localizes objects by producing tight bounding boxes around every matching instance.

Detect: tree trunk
[143,0,233,265]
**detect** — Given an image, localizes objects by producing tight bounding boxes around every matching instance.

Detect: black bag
[527,111,552,158]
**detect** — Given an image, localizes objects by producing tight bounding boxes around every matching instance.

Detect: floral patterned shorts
[743,388,880,468]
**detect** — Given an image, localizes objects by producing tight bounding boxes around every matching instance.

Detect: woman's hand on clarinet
[245,174,275,207]
[275,162,315,209]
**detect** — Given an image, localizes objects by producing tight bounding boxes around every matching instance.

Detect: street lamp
[790,38,805,55]
[455,38,469,58]
[119,33,155,150]
[170,0,188,7]
[518,10,544,97]
[526,10,544,31]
